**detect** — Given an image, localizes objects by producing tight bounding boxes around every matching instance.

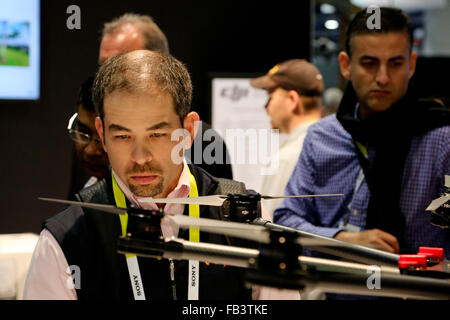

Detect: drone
[39,191,450,300]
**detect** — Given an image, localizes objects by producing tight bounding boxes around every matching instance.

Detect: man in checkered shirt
[274,7,450,259]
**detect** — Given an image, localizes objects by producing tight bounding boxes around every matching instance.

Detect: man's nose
[131,141,152,166]
[376,65,390,87]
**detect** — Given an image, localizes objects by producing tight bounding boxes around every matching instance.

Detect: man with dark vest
[24,50,251,300]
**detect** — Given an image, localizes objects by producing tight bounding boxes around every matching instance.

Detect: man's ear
[408,51,418,80]
[183,111,201,149]
[288,90,303,115]
[95,117,107,152]
[338,51,351,80]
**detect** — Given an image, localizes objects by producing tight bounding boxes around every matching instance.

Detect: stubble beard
[126,163,165,197]
[128,177,164,197]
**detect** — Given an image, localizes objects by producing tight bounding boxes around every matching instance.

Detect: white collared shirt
[260,121,316,219]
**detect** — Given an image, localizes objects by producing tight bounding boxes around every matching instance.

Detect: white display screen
[0,0,40,100]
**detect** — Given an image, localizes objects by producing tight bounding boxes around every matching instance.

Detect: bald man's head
[99,24,144,64]
[98,13,169,64]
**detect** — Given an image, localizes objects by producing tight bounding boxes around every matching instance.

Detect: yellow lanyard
[355,141,368,159]
[187,167,200,242]
[111,171,132,258]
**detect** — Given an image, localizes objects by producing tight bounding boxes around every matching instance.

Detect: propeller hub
[225,191,262,223]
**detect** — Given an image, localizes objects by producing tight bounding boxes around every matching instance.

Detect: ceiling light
[324,20,339,30]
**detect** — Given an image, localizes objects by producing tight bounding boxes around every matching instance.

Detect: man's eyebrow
[388,56,406,61]
[108,124,131,132]
[108,122,171,131]
[359,55,405,61]
[359,55,379,61]
[147,122,171,130]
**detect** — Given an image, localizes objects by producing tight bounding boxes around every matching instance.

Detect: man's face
[98,24,144,64]
[339,32,417,119]
[95,89,194,198]
[74,105,109,178]
[264,87,292,133]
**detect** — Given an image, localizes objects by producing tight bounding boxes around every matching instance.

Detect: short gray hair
[102,13,169,54]
[92,50,192,123]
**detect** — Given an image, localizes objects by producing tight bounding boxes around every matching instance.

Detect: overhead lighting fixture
[320,3,336,14]
[324,19,339,30]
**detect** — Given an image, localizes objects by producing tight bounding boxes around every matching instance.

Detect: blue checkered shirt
[273,114,450,258]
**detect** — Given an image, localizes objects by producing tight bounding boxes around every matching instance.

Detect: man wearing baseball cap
[251,59,324,219]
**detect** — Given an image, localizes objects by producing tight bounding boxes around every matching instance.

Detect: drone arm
[120,237,398,273]
[117,236,258,268]
[289,271,450,300]
[164,238,259,268]
[119,237,449,299]
[253,218,400,267]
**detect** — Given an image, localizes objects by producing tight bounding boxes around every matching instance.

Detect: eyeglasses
[67,113,102,145]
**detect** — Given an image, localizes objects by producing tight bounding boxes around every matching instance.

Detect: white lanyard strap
[126,256,146,300]
[188,260,200,300]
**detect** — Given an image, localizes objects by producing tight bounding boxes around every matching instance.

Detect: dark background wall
[0,0,311,234]
[412,57,450,100]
